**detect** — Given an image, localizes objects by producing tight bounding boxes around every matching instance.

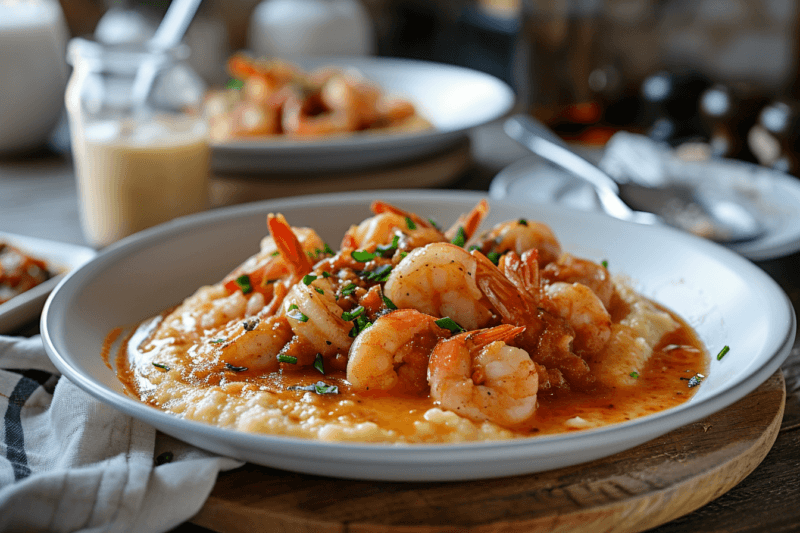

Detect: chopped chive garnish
[288,303,298,310]
[152,362,170,371]
[487,251,501,265]
[287,308,309,322]
[342,306,365,321]
[405,217,417,230]
[382,293,397,310]
[467,245,480,252]
[349,315,372,337]
[302,274,317,285]
[306,251,315,259]
[314,287,324,294]
[451,226,467,247]
[435,317,465,333]
[288,381,339,394]
[323,243,335,255]
[271,251,280,257]
[341,283,357,296]
[399,251,408,259]
[225,362,248,372]
[351,250,377,262]
[629,371,639,379]
[235,274,252,294]
[226,78,244,90]
[155,451,174,465]
[716,345,730,361]
[322,271,331,278]
[601,260,609,269]
[428,218,440,230]
[209,338,226,344]
[376,235,400,257]
[314,353,325,374]
[277,354,298,364]
[518,218,528,226]
[361,264,393,282]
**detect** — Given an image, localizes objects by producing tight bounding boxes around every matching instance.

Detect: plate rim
[40,190,796,479]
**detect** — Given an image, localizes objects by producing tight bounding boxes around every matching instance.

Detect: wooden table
[2,124,799,532]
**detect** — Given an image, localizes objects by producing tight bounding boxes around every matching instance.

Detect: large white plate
[0,233,95,334]
[211,57,515,173]
[41,191,795,481]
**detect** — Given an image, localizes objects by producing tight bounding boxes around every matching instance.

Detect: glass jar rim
[67,37,190,70]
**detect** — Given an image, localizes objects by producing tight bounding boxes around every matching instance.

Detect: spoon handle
[504,115,658,225]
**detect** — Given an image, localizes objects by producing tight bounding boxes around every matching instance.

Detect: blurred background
[49,0,800,174]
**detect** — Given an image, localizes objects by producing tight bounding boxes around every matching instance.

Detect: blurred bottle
[639,70,710,146]
[698,83,766,163]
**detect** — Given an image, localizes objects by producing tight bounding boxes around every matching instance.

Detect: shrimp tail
[472,250,538,322]
[467,324,525,348]
[500,250,541,306]
[267,213,313,278]
[445,199,489,242]
[371,201,434,229]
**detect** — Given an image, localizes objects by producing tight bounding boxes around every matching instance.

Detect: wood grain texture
[190,371,785,533]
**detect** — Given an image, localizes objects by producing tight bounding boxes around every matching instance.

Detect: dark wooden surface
[2,123,799,532]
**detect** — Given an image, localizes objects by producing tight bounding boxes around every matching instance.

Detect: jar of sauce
[65,38,210,248]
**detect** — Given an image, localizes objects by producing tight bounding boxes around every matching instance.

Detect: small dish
[0,233,95,334]
[210,57,515,173]
[41,191,794,481]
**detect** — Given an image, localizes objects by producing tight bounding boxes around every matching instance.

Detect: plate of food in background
[41,191,794,481]
[205,56,515,173]
[0,233,95,334]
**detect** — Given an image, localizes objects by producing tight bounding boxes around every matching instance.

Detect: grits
[115,204,708,443]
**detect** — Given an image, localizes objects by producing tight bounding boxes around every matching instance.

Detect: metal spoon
[503,114,765,244]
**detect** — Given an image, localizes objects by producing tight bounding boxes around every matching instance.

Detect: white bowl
[42,191,795,481]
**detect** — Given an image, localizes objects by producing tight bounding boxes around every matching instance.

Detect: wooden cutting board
[190,370,785,533]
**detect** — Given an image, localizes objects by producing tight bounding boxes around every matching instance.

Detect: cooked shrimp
[280,276,353,363]
[475,219,562,266]
[444,199,490,243]
[347,309,450,393]
[542,253,614,309]
[212,315,293,372]
[341,210,444,251]
[540,282,611,356]
[428,324,538,427]
[383,243,495,331]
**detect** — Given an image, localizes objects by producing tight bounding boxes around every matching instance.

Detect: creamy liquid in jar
[71,117,210,248]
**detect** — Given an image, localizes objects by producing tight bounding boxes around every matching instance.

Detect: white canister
[0,0,69,154]
[248,0,375,59]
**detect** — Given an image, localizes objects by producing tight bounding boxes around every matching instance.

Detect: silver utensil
[503,114,765,244]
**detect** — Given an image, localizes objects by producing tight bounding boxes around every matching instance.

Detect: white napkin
[0,335,243,533]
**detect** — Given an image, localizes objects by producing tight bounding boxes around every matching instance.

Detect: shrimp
[279,276,353,365]
[475,219,562,266]
[347,309,451,393]
[383,243,495,331]
[212,315,293,372]
[341,209,444,252]
[540,282,611,356]
[542,253,615,309]
[428,324,538,427]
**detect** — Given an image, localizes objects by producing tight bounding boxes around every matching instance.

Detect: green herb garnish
[629,371,639,379]
[376,235,400,257]
[323,243,335,255]
[341,306,365,321]
[451,226,467,247]
[487,251,501,265]
[277,354,298,364]
[341,283,357,297]
[314,353,325,374]
[302,274,317,285]
[601,260,609,269]
[361,264,393,282]
[226,78,244,90]
[405,217,417,230]
[518,218,528,226]
[235,274,252,294]
[314,287,324,294]
[349,315,373,337]
[382,293,397,310]
[271,251,280,257]
[716,345,730,361]
[351,250,377,262]
[428,218,440,230]
[209,338,226,344]
[287,307,309,322]
[152,362,170,371]
[435,317,465,333]
[288,381,339,395]
[322,271,331,278]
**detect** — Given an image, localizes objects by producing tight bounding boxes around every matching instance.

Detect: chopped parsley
[382,293,397,310]
[225,362,249,372]
[288,381,339,395]
[235,274,252,294]
[314,353,325,374]
[314,286,324,295]
[209,338,226,344]
[518,218,528,226]
[225,78,244,90]
[322,271,331,278]
[287,306,309,322]
[341,306,365,321]
[302,274,317,285]
[277,354,297,364]
[428,218,440,230]
[435,317,465,333]
[349,315,372,337]
[487,251,501,265]
[451,226,467,247]
[376,235,400,257]
[323,243,335,255]
[271,251,280,257]
[351,250,377,262]
[405,217,417,230]
[716,345,730,361]
[601,260,609,269]
[152,362,170,371]
[629,371,639,379]
[341,283,358,297]
[360,264,392,282]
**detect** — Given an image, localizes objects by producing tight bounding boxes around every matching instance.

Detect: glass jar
[65,38,210,248]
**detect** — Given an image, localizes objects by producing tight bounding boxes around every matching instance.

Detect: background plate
[42,191,794,481]
[0,232,95,334]
[211,57,515,173]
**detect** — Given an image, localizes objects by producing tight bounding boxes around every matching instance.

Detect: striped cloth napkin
[0,335,242,532]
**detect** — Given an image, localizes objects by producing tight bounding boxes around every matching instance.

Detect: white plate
[490,156,800,261]
[211,57,515,173]
[41,191,795,481]
[0,233,95,334]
